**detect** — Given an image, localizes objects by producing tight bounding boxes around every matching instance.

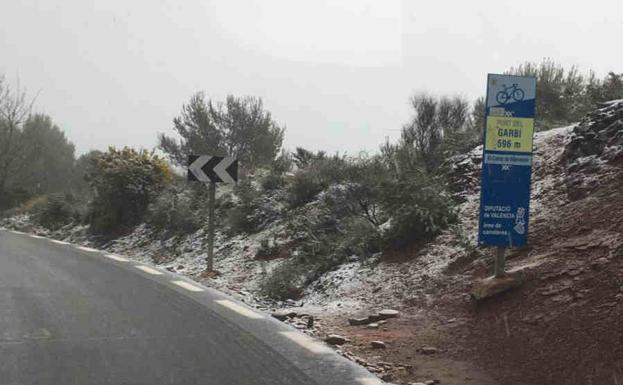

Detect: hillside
[2,100,622,385]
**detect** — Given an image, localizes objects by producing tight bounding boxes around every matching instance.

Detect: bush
[225,180,258,234]
[507,61,623,130]
[0,187,32,211]
[225,179,281,235]
[86,147,172,235]
[379,171,457,248]
[282,193,381,285]
[287,170,325,207]
[31,193,79,230]
[260,172,285,191]
[146,188,202,236]
[259,260,305,300]
[260,150,293,191]
[287,154,348,207]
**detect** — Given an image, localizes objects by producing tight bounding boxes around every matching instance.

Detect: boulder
[470,271,526,301]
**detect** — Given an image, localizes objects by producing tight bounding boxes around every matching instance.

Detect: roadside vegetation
[1,61,622,300]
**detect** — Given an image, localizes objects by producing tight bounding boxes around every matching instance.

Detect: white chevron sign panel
[187,155,238,184]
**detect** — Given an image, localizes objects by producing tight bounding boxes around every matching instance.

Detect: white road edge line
[279,331,333,354]
[76,246,99,252]
[356,378,384,385]
[135,265,164,275]
[50,240,70,245]
[215,299,264,319]
[171,280,204,292]
[29,234,44,239]
[11,230,25,235]
[104,254,129,262]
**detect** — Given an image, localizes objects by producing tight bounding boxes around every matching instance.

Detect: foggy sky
[1,0,621,155]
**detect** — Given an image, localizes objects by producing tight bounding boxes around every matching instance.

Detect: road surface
[0,229,378,385]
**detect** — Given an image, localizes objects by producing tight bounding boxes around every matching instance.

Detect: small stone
[325,334,348,345]
[371,341,386,349]
[348,317,370,326]
[419,346,439,355]
[367,323,379,329]
[378,309,400,320]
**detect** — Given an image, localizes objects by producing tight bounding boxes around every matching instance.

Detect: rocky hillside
[3,100,622,385]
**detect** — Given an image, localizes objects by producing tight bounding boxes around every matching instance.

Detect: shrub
[379,170,457,248]
[260,172,285,191]
[260,150,293,191]
[287,154,348,207]
[259,260,306,300]
[0,187,33,211]
[225,179,272,235]
[284,194,381,285]
[287,170,325,207]
[31,193,79,230]
[146,188,202,235]
[86,147,172,235]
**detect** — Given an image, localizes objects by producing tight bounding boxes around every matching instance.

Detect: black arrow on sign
[202,156,223,183]
[187,155,238,184]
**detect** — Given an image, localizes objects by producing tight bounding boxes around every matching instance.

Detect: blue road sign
[478,74,537,247]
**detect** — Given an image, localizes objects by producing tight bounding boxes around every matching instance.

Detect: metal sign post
[494,246,506,278]
[206,181,216,272]
[187,155,238,272]
[478,74,536,277]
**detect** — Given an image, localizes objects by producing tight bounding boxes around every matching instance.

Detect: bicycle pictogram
[496,83,525,105]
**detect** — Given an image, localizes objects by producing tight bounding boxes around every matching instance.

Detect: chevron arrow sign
[187,155,238,184]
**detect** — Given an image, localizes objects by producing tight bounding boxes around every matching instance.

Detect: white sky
[0,0,621,155]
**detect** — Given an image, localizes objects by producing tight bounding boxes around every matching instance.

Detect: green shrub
[260,172,285,191]
[379,170,457,248]
[259,261,305,300]
[287,170,324,207]
[284,195,381,285]
[146,189,202,235]
[86,147,172,235]
[31,193,79,230]
[287,154,348,207]
[225,180,261,234]
[261,150,293,191]
[0,187,32,211]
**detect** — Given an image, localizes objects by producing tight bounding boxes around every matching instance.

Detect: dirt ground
[315,163,623,385]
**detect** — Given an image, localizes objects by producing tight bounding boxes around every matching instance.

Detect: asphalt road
[0,229,378,385]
